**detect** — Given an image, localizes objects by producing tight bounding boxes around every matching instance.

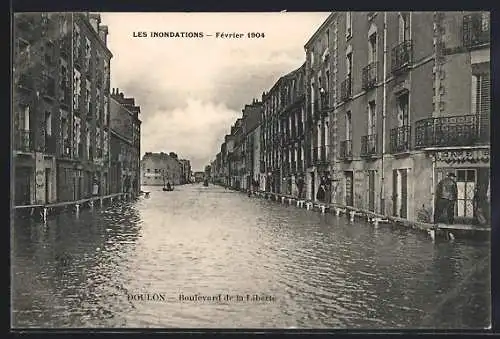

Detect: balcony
[362,62,378,90]
[15,130,33,152]
[340,140,353,160]
[361,134,378,157]
[340,76,352,102]
[390,125,411,153]
[391,40,413,74]
[44,134,56,154]
[463,13,490,50]
[415,114,489,148]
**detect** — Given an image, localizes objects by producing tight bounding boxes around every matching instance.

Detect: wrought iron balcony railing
[390,125,411,153]
[415,114,489,148]
[362,62,378,90]
[463,13,490,50]
[340,76,352,102]
[391,40,413,73]
[15,130,33,152]
[361,134,378,157]
[340,140,353,160]
[44,134,56,154]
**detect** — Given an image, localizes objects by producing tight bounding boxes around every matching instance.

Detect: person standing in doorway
[434,172,458,224]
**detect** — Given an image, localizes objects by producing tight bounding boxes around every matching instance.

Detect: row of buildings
[140,152,192,186]
[209,11,490,225]
[13,12,143,206]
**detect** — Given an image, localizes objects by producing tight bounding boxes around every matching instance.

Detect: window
[346,111,352,140]
[86,127,91,158]
[346,12,352,38]
[326,29,330,47]
[369,33,377,63]
[45,111,52,136]
[399,13,410,42]
[346,52,353,78]
[22,106,30,131]
[310,49,314,66]
[155,169,158,174]
[456,169,476,218]
[73,69,81,109]
[397,93,409,126]
[368,101,376,135]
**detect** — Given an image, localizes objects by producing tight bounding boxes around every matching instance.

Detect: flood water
[11,184,491,329]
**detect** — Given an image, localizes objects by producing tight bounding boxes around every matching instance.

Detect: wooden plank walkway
[249,190,490,239]
[14,193,130,210]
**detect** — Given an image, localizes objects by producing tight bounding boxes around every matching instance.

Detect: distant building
[179,159,192,184]
[109,88,141,195]
[141,152,182,186]
[193,171,205,183]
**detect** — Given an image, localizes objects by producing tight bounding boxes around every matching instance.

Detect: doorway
[368,170,375,212]
[392,168,408,218]
[345,171,353,206]
[310,171,315,201]
[45,168,51,203]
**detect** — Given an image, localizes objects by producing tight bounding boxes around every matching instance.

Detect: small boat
[162,186,174,192]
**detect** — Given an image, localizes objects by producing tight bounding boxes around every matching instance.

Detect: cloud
[101,12,330,170]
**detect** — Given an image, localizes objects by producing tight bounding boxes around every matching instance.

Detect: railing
[415,114,489,148]
[391,40,413,73]
[390,125,411,153]
[340,140,353,160]
[340,76,352,102]
[362,62,378,90]
[361,134,377,157]
[463,13,490,50]
[44,134,56,154]
[15,130,33,152]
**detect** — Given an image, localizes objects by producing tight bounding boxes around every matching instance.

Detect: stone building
[179,159,192,184]
[312,11,490,224]
[241,100,263,191]
[109,88,141,195]
[13,12,112,205]
[141,152,182,186]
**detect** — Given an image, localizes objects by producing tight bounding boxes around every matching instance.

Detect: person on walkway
[316,182,326,203]
[295,175,304,199]
[434,172,458,224]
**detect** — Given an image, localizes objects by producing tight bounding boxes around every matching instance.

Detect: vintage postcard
[11,11,491,329]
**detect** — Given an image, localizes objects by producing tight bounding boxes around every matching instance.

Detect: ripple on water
[11,185,491,329]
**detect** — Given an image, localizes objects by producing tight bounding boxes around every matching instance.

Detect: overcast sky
[100,12,330,171]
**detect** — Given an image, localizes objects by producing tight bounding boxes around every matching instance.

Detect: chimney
[89,13,101,33]
[98,25,109,46]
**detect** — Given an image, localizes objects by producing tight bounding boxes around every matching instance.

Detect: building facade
[208,11,490,226]
[179,159,192,184]
[13,12,112,205]
[140,152,182,186]
[109,88,141,195]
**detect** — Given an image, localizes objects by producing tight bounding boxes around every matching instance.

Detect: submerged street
[12,184,490,329]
